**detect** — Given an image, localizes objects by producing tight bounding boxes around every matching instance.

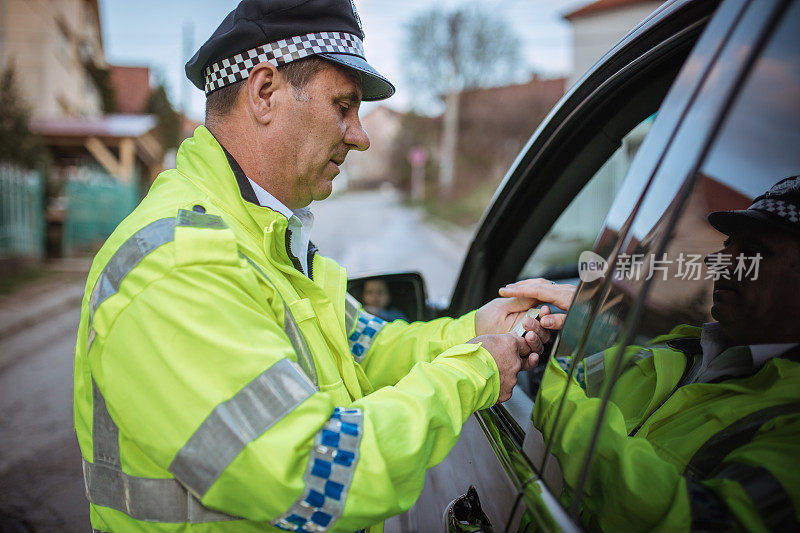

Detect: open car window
[519,116,654,284]
[508,110,666,423]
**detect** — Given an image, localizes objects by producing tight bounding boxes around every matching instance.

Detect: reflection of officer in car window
[575,176,800,393]
[501,176,800,531]
[362,279,407,322]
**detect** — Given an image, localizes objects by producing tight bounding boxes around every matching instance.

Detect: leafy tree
[86,62,116,113]
[0,65,49,169]
[146,85,181,150]
[403,4,523,198]
[404,4,522,104]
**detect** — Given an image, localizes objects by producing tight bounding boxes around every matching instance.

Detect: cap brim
[319,53,395,101]
[708,209,800,236]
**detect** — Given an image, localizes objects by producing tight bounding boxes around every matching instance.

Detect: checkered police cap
[709,175,800,236]
[185,0,394,101]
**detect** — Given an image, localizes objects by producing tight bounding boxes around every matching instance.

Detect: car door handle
[443,486,494,532]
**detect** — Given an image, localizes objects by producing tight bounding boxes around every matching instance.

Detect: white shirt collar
[246,177,293,219]
[246,177,315,276]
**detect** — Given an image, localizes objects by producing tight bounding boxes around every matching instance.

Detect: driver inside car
[501,176,800,531]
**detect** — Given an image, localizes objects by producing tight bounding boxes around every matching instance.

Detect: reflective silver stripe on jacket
[88,217,177,349]
[241,253,319,387]
[273,407,364,532]
[582,346,654,397]
[83,459,237,523]
[169,359,316,498]
[347,310,387,363]
[344,293,360,335]
[87,210,228,350]
[85,379,238,523]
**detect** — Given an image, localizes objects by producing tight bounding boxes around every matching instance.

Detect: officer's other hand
[475,294,548,336]
[499,279,576,330]
[469,333,539,403]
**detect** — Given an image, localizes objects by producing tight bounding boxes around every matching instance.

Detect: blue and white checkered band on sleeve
[751,198,800,224]
[554,356,586,391]
[348,311,387,362]
[273,407,363,532]
[204,32,365,94]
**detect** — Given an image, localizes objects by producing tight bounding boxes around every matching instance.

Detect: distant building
[0,0,105,118]
[0,1,167,186]
[565,0,663,87]
[346,76,565,200]
[341,106,403,189]
[454,76,566,192]
[31,115,163,188]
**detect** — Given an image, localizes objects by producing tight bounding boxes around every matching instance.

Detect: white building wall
[2,0,103,118]
[568,2,662,88]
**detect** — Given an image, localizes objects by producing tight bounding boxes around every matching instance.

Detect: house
[340,106,404,190]
[565,0,664,87]
[0,0,169,256]
[454,75,566,193]
[0,0,106,118]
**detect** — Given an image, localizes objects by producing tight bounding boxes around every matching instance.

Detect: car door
[405,0,786,530]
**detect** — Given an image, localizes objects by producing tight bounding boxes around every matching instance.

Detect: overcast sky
[98,0,588,121]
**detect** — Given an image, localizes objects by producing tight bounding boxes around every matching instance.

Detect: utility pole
[0,0,7,72]
[438,90,459,199]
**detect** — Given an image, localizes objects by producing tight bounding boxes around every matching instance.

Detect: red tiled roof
[564,0,658,20]
[110,66,151,114]
[457,76,567,102]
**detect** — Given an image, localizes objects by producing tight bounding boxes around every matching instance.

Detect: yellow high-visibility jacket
[535,325,800,531]
[73,126,500,532]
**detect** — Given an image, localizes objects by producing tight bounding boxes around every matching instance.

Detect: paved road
[0,302,86,532]
[311,188,473,301]
[0,190,470,531]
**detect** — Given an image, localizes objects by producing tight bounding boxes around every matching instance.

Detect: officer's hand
[475,295,548,336]
[499,279,576,330]
[469,333,539,403]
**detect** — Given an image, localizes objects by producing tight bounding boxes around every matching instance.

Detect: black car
[350,0,800,529]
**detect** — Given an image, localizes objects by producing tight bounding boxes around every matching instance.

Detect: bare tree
[404,4,522,198]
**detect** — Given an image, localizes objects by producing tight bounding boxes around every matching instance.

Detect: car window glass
[547,114,676,371]
[573,0,799,514]
[519,116,654,282]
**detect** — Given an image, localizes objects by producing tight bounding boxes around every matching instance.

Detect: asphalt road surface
[0,189,471,531]
[0,302,86,532]
[312,188,473,301]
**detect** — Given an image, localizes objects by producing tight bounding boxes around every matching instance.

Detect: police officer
[74,1,551,531]
[502,176,800,530]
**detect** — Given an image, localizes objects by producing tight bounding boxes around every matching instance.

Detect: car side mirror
[347,272,428,322]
